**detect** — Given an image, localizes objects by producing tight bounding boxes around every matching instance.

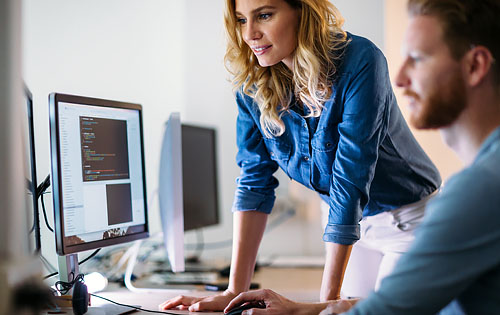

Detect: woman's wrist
[226,279,251,296]
[223,288,240,298]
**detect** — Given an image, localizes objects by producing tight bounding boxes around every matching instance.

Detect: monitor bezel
[49,93,149,256]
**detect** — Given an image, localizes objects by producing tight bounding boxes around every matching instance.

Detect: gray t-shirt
[344,126,500,315]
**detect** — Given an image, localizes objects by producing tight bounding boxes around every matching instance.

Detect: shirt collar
[474,125,500,164]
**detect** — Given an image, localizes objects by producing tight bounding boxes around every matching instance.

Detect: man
[223,0,500,314]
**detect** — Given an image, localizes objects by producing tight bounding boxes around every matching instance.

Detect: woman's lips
[252,45,272,56]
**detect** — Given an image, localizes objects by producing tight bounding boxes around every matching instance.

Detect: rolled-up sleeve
[323,45,390,245]
[231,92,279,214]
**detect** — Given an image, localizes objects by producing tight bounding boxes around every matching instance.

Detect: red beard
[404,69,467,130]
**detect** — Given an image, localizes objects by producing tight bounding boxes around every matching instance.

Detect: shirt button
[303,156,309,161]
[303,123,307,128]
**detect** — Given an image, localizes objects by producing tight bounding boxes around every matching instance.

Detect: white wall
[23,0,187,268]
[334,0,385,50]
[23,0,386,270]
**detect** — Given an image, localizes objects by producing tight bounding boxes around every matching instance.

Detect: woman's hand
[225,289,326,315]
[159,289,238,312]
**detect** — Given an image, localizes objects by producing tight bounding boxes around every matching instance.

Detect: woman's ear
[463,46,494,87]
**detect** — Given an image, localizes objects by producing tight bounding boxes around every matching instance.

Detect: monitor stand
[58,254,79,284]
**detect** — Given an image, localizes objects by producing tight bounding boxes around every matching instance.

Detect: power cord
[40,193,54,232]
[43,249,101,279]
[35,174,54,232]
[55,273,84,295]
[55,274,183,314]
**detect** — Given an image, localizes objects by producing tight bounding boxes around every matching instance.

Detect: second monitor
[159,114,220,273]
[181,124,219,232]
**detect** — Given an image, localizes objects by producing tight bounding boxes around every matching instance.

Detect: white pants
[321,193,435,298]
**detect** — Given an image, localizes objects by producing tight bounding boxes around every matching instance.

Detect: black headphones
[55,273,89,315]
[72,279,89,315]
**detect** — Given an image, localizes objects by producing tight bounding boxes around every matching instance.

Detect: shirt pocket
[263,138,292,174]
[312,128,339,175]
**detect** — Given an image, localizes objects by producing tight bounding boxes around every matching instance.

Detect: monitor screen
[49,93,149,255]
[181,124,219,231]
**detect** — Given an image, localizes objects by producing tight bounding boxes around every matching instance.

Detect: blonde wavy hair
[224,0,348,137]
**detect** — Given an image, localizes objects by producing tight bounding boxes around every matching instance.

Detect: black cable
[79,248,101,265]
[36,174,51,198]
[40,193,54,232]
[43,271,58,280]
[43,249,102,279]
[90,293,185,314]
[55,274,184,314]
[55,273,84,295]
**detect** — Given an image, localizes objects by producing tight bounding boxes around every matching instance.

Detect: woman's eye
[236,17,247,24]
[259,13,272,20]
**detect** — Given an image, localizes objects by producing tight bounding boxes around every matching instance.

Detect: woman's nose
[243,21,262,43]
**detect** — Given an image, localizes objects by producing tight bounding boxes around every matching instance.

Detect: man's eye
[259,13,272,20]
[409,53,423,63]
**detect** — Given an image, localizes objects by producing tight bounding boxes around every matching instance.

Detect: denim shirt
[232,33,441,245]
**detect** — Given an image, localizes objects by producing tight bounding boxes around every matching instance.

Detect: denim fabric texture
[232,33,441,245]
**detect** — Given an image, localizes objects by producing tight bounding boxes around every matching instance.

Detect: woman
[160,0,441,312]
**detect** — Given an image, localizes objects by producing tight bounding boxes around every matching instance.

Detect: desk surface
[91,267,323,315]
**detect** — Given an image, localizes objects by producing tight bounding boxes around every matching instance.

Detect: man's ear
[463,46,494,87]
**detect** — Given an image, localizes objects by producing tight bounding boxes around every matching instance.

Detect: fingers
[188,294,232,312]
[188,300,215,312]
[242,309,268,315]
[158,295,202,310]
[225,289,270,313]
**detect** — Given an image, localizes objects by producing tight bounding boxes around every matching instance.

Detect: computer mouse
[225,301,266,315]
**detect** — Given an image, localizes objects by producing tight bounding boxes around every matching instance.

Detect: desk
[90,267,323,315]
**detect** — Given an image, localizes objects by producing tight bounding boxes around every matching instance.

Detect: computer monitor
[181,124,219,232]
[48,93,149,262]
[158,113,220,273]
[159,113,185,273]
[23,85,41,253]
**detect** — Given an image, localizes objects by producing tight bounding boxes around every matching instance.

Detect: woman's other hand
[225,289,326,315]
[159,289,237,312]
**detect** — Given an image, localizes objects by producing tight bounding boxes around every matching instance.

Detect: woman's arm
[320,243,353,301]
[225,289,358,315]
[159,210,268,312]
[228,210,268,294]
